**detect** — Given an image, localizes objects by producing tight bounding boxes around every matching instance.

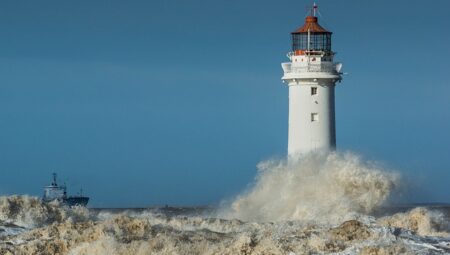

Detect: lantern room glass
[292,33,332,52]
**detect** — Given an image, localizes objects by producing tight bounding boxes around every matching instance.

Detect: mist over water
[222,152,399,223]
[1,152,450,254]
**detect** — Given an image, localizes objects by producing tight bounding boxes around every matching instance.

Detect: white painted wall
[281,56,341,157]
[287,81,335,156]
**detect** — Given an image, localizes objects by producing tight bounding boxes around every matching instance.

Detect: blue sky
[0,0,449,207]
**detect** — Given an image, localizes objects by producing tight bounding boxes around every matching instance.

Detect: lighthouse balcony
[281,62,342,81]
[281,62,338,74]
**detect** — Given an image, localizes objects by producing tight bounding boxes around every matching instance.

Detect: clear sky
[0,0,449,207]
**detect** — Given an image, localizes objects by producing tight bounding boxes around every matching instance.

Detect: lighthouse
[281,4,343,157]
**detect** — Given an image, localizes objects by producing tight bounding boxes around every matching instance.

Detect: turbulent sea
[1,152,450,254]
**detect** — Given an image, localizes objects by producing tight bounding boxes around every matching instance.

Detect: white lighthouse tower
[281,4,343,157]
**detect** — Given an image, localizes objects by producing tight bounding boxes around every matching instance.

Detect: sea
[1,152,450,254]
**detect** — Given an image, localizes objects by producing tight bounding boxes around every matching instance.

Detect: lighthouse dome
[292,16,331,33]
[291,16,332,54]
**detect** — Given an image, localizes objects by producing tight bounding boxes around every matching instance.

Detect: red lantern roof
[292,16,331,34]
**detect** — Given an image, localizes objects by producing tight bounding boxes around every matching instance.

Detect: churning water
[1,152,450,254]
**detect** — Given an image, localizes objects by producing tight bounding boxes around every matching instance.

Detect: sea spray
[0,195,90,228]
[3,206,450,254]
[2,153,450,254]
[378,207,450,237]
[221,152,399,222]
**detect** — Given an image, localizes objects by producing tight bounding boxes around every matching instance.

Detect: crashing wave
[1,208,449,255]
[0,195,89,228]
[221,152,398,223]
[378,207,450,237]
[1,152,449,254]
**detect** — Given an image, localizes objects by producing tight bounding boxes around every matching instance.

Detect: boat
[42,173,89,206]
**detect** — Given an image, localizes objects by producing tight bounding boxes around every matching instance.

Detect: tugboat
[42,173,89,206]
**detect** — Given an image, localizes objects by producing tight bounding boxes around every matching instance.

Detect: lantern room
[291,16,332,55]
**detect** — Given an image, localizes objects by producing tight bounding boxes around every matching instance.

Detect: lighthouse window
[311,87,318,95]
[311,113,319,122]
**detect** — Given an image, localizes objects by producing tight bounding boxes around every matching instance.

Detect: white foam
[221,152,398,223]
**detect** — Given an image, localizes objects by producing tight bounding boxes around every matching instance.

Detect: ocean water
[1,152,450,254]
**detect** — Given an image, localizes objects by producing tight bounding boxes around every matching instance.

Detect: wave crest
[0,195,89,228]
[378,207,450,237]
[222,152,399,222]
